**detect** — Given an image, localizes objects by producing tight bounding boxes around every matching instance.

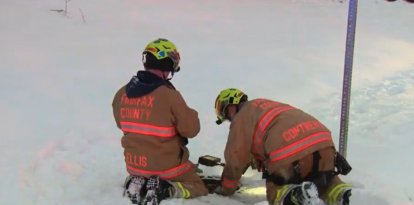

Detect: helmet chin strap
[168,71,175,80]
[237,102,246,112]
[161,71,174,81]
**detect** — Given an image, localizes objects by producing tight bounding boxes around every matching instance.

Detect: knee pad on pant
[327,183,352,205]
[273,184,297,205]
[169,182,191,199]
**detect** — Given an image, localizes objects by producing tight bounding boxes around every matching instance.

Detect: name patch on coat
[125,152,148,167]
[282,120,323,142]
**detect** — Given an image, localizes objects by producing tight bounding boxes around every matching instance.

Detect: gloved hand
[214,185,226,196]
[249,155,265,172]
[179,136,188,146]
[252,158,265,172]
[214,185,235,196]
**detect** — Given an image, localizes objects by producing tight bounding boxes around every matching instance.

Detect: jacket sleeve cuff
[222,177,239,190]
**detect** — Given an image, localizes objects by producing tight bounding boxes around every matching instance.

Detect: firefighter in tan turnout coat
[213,88,352,205]
[112,38,208,205]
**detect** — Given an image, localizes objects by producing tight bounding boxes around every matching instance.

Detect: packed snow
[1,0,413,204]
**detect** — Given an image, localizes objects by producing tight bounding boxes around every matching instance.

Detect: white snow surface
[1,0,414,204]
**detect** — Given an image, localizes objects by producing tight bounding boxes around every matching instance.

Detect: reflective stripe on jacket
[120,121,177,138]
[127,161,193,180]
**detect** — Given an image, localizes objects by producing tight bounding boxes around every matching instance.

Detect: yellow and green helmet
[142,38,181,72]
[214,88,248,125]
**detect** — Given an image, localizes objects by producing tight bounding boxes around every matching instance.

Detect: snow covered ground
[1,0,413,204]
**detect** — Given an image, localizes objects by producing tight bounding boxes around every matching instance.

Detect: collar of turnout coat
[126,70,175,98]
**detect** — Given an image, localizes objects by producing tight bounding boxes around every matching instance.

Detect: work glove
[248,154,265,172]
[252,158,265,172]
[179,136,188,146]
[214,185,237,196]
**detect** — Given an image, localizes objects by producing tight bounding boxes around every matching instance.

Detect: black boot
[342,189,352,205]
[141,176,173,205]
[288,182,324,205]
[124,176,147,204]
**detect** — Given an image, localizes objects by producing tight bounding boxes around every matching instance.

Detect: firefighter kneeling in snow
[213,88,352,205]
[112,38,208,205]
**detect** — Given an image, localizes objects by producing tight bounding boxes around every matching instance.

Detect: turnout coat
[220,98,335,194]
[112,71,200,180]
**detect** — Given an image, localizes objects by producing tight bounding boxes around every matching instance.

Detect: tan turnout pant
[168,165,209,198]
[266,147,346,204]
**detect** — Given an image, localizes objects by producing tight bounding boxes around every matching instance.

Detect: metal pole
[339,0,358,158]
